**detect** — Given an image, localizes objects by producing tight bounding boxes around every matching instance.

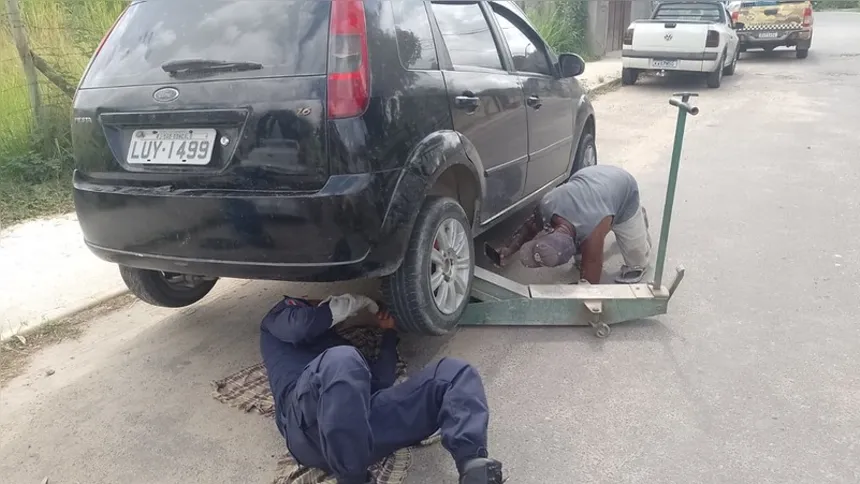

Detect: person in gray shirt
[486,165,652,284]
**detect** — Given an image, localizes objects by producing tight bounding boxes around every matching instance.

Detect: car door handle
[527,95,542,109]
[454,95,480,111]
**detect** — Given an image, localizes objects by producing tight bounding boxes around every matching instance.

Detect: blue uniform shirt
[259,297,399,421]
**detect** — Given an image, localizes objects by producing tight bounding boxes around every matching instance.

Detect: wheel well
[583,115,595,139]
[428,165,479,226]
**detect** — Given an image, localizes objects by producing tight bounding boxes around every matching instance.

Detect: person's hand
[324,294,380,325]
[498,247,515,267]
[485,243,513,267]
[376,309,397,330]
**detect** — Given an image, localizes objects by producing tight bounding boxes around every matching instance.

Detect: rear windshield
[80,0,331,89]
[653,2,725,22]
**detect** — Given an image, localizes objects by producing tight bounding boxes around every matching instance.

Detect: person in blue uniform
[259,293,504,484]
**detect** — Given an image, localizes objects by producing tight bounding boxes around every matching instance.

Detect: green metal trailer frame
[459,93,700,338]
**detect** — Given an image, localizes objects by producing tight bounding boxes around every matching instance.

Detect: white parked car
[621,0,741,88]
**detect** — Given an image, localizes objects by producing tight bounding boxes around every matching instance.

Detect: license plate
[650,59,678,69]
[127,128,216,165]
[758,32,779,38]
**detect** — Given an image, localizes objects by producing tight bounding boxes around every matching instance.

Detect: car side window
[430,2,504,71]
[391,0,439,70]
[491,7,553,77]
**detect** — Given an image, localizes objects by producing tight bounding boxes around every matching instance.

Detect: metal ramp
[458,94,699,338]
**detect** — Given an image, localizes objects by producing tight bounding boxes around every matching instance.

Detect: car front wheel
[119,266,217,308]
[382,196,474,335]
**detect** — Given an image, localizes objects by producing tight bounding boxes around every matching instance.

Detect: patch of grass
[0,293,135,387]
[0,317,83,386]
[0,0,124,225]
[812,0,860,9]
[0,178,73,227]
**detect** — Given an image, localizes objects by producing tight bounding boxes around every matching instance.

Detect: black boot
[459,458,504,484]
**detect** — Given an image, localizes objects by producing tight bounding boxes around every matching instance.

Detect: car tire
[796,48,809,59]
[621,68,639,86]
[382,196,474,335]
[707,53,725,88]
[572,130,597,175]
[724,48,739,76]
[119,266,217,308]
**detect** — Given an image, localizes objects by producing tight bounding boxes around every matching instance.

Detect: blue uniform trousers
[280,346,490,484]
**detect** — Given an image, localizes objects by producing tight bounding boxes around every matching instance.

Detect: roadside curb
[586,76,622,96]
[1,287,130,342]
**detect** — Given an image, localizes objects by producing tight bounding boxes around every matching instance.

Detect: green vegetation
[525,0,592,60]
[0,0,125,226]
[812,0,860,9]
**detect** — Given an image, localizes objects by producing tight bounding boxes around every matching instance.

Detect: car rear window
[80,0,331,89]
[653,2,725,22]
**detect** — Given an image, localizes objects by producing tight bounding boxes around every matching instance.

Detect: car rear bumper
[74,170,405,282]
[738,29,812,48]
[622,50,720,73]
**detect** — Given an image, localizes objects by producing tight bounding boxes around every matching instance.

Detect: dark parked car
[72,0,597,335]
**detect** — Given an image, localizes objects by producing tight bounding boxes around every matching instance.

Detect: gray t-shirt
[539,165,640,245]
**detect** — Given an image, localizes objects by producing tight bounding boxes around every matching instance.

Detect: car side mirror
[558,53,585,78]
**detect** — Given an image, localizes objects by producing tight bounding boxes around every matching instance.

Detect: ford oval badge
[153,87,180,103]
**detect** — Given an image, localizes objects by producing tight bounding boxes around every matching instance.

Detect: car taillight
[327,0,370,120]
[731,10,739,22]
[802,6,812,27]
[623,28,634,45]
[706,30,720,48]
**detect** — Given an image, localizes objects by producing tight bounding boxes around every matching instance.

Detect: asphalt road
[3,12,860,484]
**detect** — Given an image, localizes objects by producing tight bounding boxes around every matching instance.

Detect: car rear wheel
[724,47,739,76]
[706,53,725,88]
[119,266,217,308]
[382,196,474,335]
[572,130,597,175]
[621,68,639,86]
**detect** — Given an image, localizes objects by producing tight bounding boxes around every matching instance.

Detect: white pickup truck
[621,0,741,88]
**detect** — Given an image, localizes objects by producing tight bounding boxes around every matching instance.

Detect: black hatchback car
[72,0,597,335]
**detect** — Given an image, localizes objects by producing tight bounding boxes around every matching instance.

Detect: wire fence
[1,0,126,181]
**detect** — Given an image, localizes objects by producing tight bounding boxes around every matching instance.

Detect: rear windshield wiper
[161,59,263,76]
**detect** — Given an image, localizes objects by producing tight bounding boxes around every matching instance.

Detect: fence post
[5,0,43,129]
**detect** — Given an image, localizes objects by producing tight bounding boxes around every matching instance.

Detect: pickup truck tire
[724,48,739,76]
[621,68,639,86]
[797,48,809,59]
[706,53,725,88]
[119,266,217,308]
[382,196,474,335]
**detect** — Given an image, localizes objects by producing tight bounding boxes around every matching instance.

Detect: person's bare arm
[579,217,613,284]
[492,208,543,265]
